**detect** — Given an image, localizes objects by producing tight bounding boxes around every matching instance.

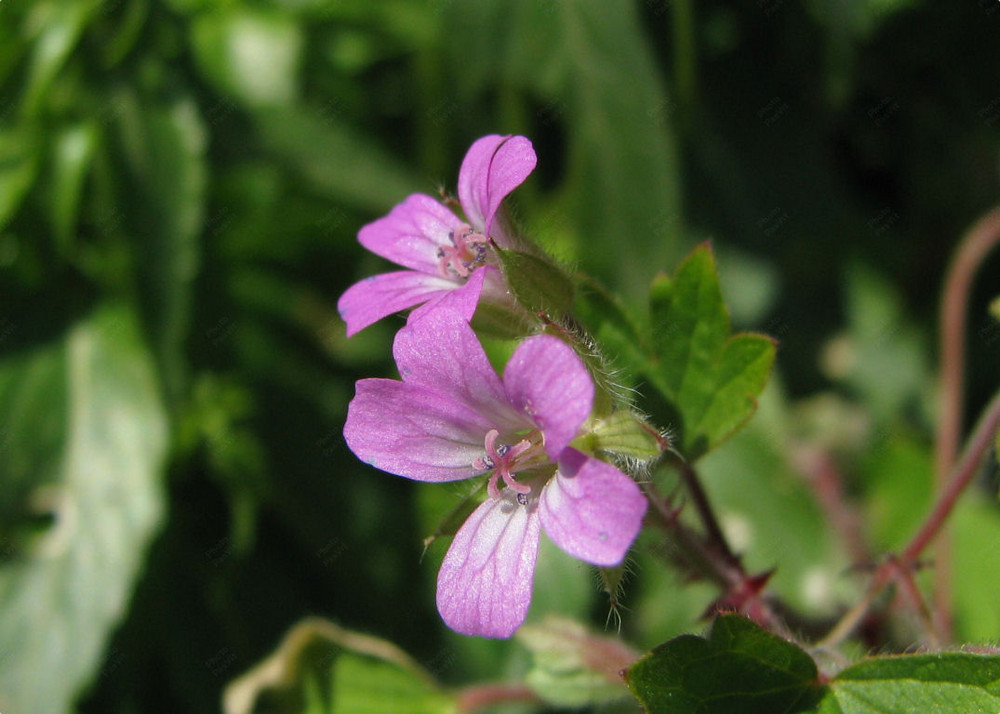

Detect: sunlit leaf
[817,652,1000,712]
[0,304,168,714]
[647,244,776,460]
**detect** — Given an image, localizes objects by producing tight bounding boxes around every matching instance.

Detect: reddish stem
[794,447,871,565]
[903,389,1000,565]
[932,206,1000,640]
[455,683,540,712]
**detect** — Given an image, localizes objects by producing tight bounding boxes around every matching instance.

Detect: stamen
[437,225,490,278]
[476,428,542,500]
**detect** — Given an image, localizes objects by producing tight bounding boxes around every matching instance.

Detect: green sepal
[624,613,824,714]
[495,245,575,316]
[574,410,665,464]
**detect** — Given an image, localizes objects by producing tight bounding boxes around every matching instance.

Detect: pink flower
[337,135,537,336]
[343,309,647,637]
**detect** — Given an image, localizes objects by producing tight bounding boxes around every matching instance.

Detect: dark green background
[1,0,998,711]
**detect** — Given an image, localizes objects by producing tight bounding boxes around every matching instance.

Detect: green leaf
[624,614,824,713]
[952,496,1000,642]
[117,94,207,401]
[648,244,776,460]
[0,126,40,232]
[223,618,454,714]
[825,264,931,423]
[191,8,303,107]
[254,105,421,213]
[447,0,684,295]
[0,304,168,714]
[495,246,574,316]
[817,652,1000,712]
[20,0,100,117]
[517,616,635,707]
[47,121,98,255]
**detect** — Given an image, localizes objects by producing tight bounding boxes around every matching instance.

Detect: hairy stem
[932,206,1000,640]
[676,460,739,567]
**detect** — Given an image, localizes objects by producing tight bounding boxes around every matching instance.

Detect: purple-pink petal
[503,336,593,460]
[344,379,495,482]
[394,307,525,433]
[457,135,536,240]
[436,492,541,638]
[538,448,647,567]
[406,265,490,327]
[358,194,465,273]
[338,270,459,337]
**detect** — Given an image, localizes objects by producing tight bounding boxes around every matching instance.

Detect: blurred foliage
[0,0,998,711]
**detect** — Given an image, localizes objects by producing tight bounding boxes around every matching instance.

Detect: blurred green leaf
[223,617,453,714]
[191,8,303,107]
[448,0,684,293]
[47,121,98,255]
[952,497,1000,643]
[0,126,40,232]
[823,264,931,423]
[648,244,776,460]
[517,616,635,708]
[21,0,100,117]
[118,94,207,401]
[0,303,167,714]
[817,652,1000,713]
[697,381,855,616]
[624,613,824,713]
[254,105,421,212]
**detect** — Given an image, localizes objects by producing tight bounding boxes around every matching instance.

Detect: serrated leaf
[817,652,1000,713]
[624,613,824,713]
[495,246,574,316]
[223,617,453,714]
[0,304,168,714]
[647,244,776,460]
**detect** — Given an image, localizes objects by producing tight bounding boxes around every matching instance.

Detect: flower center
[473,429,546,500]
[437,225,490,279]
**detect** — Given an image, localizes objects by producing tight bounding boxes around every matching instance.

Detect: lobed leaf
[646,244,776,460]
[624,613,824,713]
